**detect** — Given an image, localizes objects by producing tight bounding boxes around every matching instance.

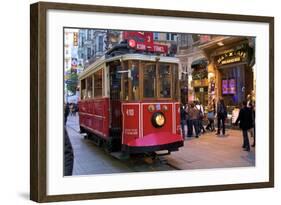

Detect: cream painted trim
[79,54,180,80]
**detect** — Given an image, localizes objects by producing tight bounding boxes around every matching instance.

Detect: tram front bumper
[122,132,184,154]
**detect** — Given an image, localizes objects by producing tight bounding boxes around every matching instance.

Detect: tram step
[110,152,130,160]
[155,150,171,156]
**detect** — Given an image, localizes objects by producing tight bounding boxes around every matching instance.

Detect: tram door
[109,62,122,136]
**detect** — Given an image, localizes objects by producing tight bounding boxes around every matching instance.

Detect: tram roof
[79,53,180,80]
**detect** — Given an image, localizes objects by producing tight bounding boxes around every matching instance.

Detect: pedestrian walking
[206,102,215,131]
[180,103,186,138]
[235,101,254,151]
[70,103,75,116]
[247,94,253,108]
[72,103,77,116]
[249,102,255,147]
[188,103,200,138]
[216,97,227,135]
[195,101,205,134]
[185,103,193,138]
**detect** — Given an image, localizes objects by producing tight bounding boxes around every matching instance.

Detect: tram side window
[120,61,129,101]
[143,64,156,98]
[81,79,86,100]
[130,61,139,100]
[159,64,171,98]
[86,76,92,98]
[94,69,103,97]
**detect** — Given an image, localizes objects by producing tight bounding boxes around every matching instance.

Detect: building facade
[153,32,178,56]
[64,29,81,101]
[176,34,212,105]
[78,29,121,68]
[176,34,255,112]
[200,36,255,111]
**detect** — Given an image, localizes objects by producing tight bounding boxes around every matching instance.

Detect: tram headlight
[151,112,166,128]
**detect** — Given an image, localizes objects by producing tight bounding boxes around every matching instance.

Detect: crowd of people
[180,97,255,152]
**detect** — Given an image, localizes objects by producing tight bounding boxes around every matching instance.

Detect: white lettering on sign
[221,57,241,65]
[124,129,138,135]
[136,43,146,50]
[126,109,134,116]
[154,45,164,52]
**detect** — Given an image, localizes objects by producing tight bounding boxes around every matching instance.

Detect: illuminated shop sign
[219,56,241,65]
[73,32,78,47]
[215,45,248,66]
[191,79,208,87]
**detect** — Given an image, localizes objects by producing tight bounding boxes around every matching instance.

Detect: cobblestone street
[166,129,255,170]
[66,115,176,175]
[66,115,255,176]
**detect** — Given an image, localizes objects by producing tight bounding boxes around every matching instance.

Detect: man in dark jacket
[64,127,74,176]
[216,97,227,135]
[64,103,70,125]
[188,103,200,138]
[235,101,253,151]
[180,104,186,138]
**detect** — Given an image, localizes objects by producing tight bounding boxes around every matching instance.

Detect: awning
[191,58,208,68]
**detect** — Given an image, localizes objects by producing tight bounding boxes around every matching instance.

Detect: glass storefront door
[219,64,253,107]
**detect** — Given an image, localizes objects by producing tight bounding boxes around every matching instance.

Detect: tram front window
[143,64,156,98]
[159,64,171,98]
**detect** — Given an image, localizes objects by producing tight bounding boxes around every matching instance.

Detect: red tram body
[78,40,184,154]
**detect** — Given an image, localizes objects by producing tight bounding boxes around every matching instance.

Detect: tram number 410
[126,109,135,116]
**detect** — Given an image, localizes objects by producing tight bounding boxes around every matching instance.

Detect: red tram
[78,39,184,154]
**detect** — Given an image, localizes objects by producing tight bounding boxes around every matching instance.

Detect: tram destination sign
[124,31,168,54]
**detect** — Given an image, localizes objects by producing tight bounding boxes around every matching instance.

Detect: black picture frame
[30,1,274,202]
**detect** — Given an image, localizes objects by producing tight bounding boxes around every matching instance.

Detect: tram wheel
[104,140,113,153]
[83,132,89,139]
[96,137,103,147]
[80,126,85,133]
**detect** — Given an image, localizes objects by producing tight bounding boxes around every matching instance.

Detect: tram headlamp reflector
[148,104,155,112]
[162,105,168,112]
[151,112,165,128]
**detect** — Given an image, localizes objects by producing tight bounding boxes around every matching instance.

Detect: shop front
[190,58,209,106]
[191,79,208,106]
[213,43,254,109]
